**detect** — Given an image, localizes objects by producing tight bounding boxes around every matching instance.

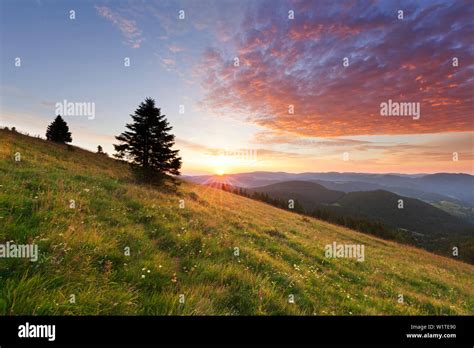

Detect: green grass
[0,129,473,315]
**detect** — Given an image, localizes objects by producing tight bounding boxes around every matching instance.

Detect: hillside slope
[248,181,345,206]
[336,190,472,239]
[244,181,473,255]
[0,129,473,315]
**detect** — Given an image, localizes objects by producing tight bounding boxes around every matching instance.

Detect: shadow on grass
[129,166,181,193]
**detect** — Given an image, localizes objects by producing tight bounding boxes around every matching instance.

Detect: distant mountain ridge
[184,171,474,207]
[248,181,345,206]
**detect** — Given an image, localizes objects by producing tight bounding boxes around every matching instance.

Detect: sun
[207,153,232,176]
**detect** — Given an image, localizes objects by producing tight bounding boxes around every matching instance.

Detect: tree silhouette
[97,145,103,154]
[46,115,72,144]
[114,98,182,177]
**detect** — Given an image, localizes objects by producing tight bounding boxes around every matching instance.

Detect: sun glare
[216,169,225,176]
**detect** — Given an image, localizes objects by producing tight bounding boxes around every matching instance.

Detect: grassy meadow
[0,129,473,315]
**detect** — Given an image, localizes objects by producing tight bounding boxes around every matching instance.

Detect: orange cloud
[198,1,473,137]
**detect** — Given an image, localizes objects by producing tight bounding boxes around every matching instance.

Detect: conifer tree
[114,98,182,176]
[45,115,72,144]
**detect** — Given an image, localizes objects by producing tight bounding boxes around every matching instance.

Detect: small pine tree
[46,115,72,144]
[114,98,182,176]
[97,145,103,154]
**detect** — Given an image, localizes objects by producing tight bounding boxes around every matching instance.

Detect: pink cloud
[162,58,176,66]
[198,1,473,137]
[95,6,144,48]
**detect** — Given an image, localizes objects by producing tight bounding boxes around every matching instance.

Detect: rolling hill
[310,179,464,205]
[334,190,472,247]
[241,181,473,255]
[248,181,345,206]
[1,129,473,315]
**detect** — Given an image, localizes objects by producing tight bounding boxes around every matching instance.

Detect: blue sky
[1,0,259,171]
[1,0,473,174]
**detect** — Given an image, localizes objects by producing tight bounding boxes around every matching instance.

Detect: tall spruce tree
[114,98,182,176]
[46,115,72,144]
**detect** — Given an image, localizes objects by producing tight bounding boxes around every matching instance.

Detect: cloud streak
[95,5,144,48]
[199,0,474,137]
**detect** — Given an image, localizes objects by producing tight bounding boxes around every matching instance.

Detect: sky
[1,0,473,175]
